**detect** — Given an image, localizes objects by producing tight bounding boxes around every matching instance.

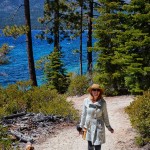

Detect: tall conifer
[3,1,38,86]
[94,0,150,94]
[119,0,150,93]
[37,0,79,93]
[94,0,126,95]
[24,0,37,86]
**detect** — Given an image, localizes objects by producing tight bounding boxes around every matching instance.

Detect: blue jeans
[88,141,101,150]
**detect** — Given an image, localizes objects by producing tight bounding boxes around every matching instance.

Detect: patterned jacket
[79,97,112,145]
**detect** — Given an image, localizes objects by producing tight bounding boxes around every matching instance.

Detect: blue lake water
[0,30,97,87]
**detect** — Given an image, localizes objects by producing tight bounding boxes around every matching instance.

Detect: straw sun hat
[87,84,104,94]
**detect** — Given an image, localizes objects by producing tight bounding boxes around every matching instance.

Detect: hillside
[0,0,130,29]
[0,0,44,29]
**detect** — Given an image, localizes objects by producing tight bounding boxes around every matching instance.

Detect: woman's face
[91,89,101,97]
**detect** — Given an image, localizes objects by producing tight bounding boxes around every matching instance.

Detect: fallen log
[35,115,58,122]
[9,130,34,143]
[3,112,26,119]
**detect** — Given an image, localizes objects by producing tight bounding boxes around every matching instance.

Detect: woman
[78,84,114,150]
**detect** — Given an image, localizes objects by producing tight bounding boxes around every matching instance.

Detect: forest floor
[33,95,148,150]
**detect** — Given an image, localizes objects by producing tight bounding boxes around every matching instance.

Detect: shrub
[24,85,79,120]
[67,74,89,96]
[0,81,79,121]
[0,125,12,150]
[0,81,32,116]
[125,90,150,146]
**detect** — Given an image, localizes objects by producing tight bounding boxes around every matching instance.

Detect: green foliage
[0,81,79,149]
[93,0,128,96]
[0,81,32,117]
[0,44,9,55]
[93,0,150,95]
[92,71,126,96]
[36,51,70,94]
[92,72,115,96]
[117,0,150,94]
[3,25,29,39]
[135,136,146,147]
[0,125,12,149]
[0,44,10,65]
[44,51,70,94]
[37,0,80,42]
[24,85,79,120]
[67,74,89,96]
[125,90,150,146]
[0,81,78,121]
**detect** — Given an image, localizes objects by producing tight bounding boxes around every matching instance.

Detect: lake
[0,30,97,87]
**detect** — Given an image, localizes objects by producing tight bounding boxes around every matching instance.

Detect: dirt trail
[34,95,143,150]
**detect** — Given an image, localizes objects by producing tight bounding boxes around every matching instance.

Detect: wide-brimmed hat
[87,84,104,94]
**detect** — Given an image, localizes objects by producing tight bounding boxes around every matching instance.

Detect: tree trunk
[87,0,93,75]
[80,0,83,75]
[54,0,60,52]
[24,0,37,86]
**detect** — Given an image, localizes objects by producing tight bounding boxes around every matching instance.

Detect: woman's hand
[76,124,83,134]
[109,128,114,133]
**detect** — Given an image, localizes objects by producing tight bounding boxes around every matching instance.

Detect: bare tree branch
[10,4,24,21]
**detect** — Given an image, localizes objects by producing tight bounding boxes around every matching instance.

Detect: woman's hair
[87,84,104,101]
[90,91,103,101]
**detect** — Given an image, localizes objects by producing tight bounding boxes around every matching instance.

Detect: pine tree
[3,1,38,86]
[38,0,80,49]
[94,0,126,95]
[119,0,150,94]
[94,0,150,95]
[24,0,37,86]
[79,0,83,75]
[87,0,93,75]
[44,50,69,93]
[37,0,78,92]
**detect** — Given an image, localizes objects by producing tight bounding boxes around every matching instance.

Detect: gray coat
[79,97,112,145]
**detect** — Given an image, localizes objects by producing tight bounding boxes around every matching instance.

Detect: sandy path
[34,95,143,150]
